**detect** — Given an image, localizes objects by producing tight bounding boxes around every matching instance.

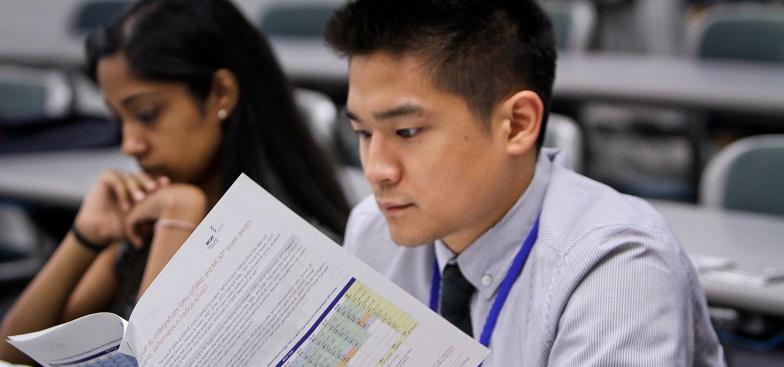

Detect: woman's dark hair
[86,0,350,236]
[325,0,556,149]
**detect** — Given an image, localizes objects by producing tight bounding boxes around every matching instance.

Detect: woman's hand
[123,183,208,248]
[74,170,169,249]
[126,184,208,298]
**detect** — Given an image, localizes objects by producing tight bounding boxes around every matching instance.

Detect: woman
[0,0,350,362]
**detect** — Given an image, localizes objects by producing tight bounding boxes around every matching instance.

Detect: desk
[268,42,784,117]
[556,53,784,116]
[652,200,784,316]
[0,147,371,207]
[270,38,347,85]
[0,148,135,208]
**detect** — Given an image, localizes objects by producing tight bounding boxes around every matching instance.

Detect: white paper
[8,312,136,366]
[122,174,488,367]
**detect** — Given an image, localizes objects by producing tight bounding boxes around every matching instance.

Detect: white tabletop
[652,200,784,316]
[0,148,135,208]
[555,53,784,116]
[271,38,347,84]
[268,41,784,116]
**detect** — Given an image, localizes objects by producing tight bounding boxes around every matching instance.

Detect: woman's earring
[217,109,228,120]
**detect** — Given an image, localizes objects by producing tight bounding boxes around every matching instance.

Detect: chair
[700,135,784,216]
[541,0,597,51]
[0,66,72,123]
[0,203,48,283]
[581,103,705,202]
[544,113,584,173]
[0,66,120,154]
[293,88,338,155]
[292,89,371,204]
[686,3,784,63]
[258,3,337,39]
[70,0,131,34]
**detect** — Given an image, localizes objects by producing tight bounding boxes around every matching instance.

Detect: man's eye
[396,128,420,138]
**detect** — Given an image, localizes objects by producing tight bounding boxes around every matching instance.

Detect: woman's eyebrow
[120,92,163,108]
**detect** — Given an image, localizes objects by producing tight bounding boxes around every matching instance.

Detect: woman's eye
[396,128,420,138]
[136,109,159,124]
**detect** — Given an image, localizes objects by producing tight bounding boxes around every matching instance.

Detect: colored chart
[285,280,417,367]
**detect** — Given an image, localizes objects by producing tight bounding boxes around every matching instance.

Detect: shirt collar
[434,149,556,299]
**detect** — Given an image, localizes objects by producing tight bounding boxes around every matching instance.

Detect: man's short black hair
[324,0,556,148]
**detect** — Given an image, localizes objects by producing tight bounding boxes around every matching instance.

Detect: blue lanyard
[429,215,540,348]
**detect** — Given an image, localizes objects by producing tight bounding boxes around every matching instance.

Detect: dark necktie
[440,262,475,336]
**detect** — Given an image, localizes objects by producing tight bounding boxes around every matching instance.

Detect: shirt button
[481,274,493,286]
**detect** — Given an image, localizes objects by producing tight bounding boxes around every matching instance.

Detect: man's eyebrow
[344,103,425,124]
[373,104,424,120]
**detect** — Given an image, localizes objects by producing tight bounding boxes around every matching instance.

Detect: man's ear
[207,68,240,123]
[498,90,543,156]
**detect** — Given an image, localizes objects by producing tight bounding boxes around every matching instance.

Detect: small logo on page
[205,235,218,249]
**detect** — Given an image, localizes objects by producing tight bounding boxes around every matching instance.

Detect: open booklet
[9,174,489,367]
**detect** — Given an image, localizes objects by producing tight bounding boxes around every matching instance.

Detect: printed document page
[8,313,137,366]
[121,174,488,367]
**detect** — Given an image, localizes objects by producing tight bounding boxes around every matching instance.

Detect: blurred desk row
[271,39,784,116]
[0,148,134,208]
[0,149,782,316]
[652,201,784,316]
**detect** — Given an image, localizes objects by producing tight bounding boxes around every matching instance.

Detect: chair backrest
[544,113,584,172]
[291,89,372,205]
[0,67,122,154]
[541,0,597,51]
[293,88,338,154]
[0,203,46,283]
[700,135,784,216]
[686,3,784,63]
[70,0,130,34]
[259,3,338,38]
[0,66,73,123]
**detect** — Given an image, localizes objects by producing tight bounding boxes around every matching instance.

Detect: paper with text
[8,313,137,366]
[120,174,488,366]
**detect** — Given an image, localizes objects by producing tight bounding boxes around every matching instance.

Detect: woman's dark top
[108,241,149,319]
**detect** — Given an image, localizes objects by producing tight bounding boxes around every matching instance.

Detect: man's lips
[378,202,414,213]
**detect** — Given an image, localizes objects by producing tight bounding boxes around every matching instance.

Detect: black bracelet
[70,224,107,253]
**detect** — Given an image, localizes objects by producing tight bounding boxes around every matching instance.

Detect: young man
[325,0,725,365]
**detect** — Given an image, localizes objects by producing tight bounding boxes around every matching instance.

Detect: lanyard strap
[430,215,540,348]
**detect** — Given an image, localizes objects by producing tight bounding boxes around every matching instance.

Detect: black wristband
[70,224,107,253]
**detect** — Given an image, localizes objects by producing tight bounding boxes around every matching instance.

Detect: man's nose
[362,134,402,189]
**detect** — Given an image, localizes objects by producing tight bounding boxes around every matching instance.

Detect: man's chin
[388,228,436,247]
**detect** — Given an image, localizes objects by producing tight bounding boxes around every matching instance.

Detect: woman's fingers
[102,171,131,212]
[124,193,164,249]
[110,172,169,212]
[124,201,147,248]
[138,173,159,192]
[122,173,147,203]
[157,176,171,186]
[87,171,175,246]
